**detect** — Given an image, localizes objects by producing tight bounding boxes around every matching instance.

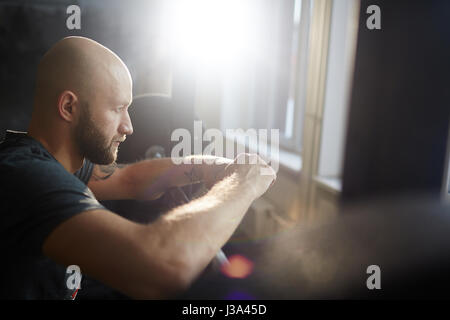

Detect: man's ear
[58,90,79,122]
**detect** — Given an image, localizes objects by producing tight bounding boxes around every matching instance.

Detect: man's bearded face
[74,103,119,165]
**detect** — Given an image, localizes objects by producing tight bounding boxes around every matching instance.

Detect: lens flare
[224,291,255,300]
[220,254,254,279]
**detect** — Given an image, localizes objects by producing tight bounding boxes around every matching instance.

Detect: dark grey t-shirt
[0,130,113,299]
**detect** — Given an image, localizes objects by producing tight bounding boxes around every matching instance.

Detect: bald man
[0,37,276,299]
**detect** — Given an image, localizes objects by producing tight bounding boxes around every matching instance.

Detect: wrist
[223,172,259,201]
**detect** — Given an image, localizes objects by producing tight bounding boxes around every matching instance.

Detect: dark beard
[74,103,117,165]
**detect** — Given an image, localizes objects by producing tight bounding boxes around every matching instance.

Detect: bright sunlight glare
[162,0,263,70]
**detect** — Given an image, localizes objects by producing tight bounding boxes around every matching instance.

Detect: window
[220,0,312,155]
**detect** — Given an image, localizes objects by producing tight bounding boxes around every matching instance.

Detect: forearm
[123,158,184,200]
[125,156,230,200]
[142,173,255,287]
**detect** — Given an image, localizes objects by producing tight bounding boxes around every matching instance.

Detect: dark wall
[342,0,450,201]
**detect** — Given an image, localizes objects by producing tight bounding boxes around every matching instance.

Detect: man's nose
[119,110,133,136]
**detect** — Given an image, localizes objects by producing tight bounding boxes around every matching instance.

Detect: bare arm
[87,162,134,200]
[43,154,276,299]
[88,156,232,201]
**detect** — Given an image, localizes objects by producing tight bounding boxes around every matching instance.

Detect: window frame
[442,123,450,203]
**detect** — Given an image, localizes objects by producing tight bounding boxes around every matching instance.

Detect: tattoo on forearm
[92,162,126,181]
[184,167,197,183]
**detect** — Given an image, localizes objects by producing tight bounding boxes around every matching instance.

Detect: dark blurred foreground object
[342,0,450,200]
[181,194,450,299]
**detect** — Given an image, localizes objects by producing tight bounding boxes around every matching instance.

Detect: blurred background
[1,0,450,298]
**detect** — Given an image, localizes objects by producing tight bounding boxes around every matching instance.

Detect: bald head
[34,36,132,113]
[29,37,134,169]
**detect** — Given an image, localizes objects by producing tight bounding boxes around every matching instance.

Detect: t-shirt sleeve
[74,158,95,185]
[0,158,106,257]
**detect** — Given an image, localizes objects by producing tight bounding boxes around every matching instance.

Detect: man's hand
[218,153,277,199]
[184,155,234,189]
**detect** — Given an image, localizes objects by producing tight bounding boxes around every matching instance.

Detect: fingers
[233,153,270,166]
[232,153,276,182]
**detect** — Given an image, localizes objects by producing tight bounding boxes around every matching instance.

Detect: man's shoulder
[0,130,55,165]
[0,137,60,174]
[0,132,82,192]
[0,131,98,205]
[0,130,94,185]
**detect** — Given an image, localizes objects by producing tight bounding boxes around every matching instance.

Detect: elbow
[130,250,196,299]
[123,265,192,300]
[157,257,197,298]
[130,223,205,299]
